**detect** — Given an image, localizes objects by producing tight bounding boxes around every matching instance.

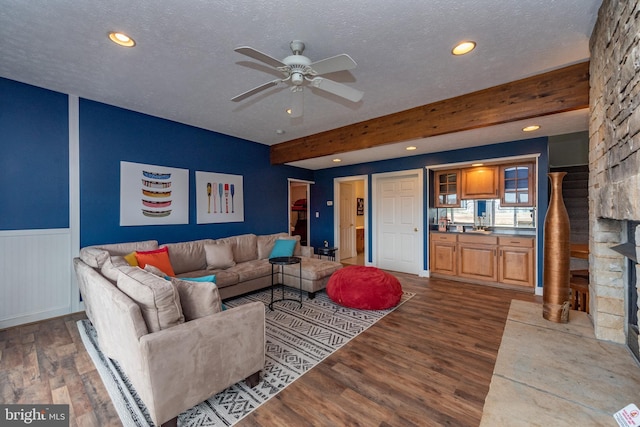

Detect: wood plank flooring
[0,274,539,427]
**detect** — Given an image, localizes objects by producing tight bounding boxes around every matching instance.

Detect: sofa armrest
[300,245,313,257]
[136,302,265,426]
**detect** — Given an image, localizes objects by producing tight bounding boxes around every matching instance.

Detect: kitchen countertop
[430,229,536,237]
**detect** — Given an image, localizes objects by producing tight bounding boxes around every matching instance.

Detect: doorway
[288,179,313,246]
[372,169,424,274]
[334,176,367,265]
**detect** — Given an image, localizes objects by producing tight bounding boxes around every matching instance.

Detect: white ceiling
[0,1,600,169]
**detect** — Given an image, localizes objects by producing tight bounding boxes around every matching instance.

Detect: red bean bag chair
[326,265,402,310]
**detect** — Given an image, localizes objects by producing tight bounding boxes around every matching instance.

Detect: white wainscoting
[0,228,74,329]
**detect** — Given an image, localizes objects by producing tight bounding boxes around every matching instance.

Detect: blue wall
[79,99,313,246]
[309,138,549,287]
[0,77,313,244]
[0,78,69,229]
[2,76,550,287]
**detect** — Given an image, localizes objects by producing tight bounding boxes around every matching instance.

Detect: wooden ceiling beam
[270,61,590,165]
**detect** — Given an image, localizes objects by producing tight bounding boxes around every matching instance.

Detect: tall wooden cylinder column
[543,172,571,323]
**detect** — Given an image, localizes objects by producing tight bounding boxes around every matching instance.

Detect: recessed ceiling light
[522,125,541,132]
[471,163,484,167]
[275,129,285,135]
[332,158,341,163]
[406,146,417,151]
[108,32,136,47]
[286,108,292,115]
[452,41,476,56]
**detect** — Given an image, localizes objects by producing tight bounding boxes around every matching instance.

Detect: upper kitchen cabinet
[461,166,498,199]
[434,170,461,207]
[500,163,535,207]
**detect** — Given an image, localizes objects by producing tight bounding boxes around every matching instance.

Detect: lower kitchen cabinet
[498,237,535,287]
[430,233,457,276]
[430,232,535,288]
[457,234,498,281]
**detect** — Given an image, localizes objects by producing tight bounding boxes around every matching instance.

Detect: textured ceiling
[0,0,601,169]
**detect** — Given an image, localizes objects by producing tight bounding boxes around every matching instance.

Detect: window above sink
[432,199,536,229]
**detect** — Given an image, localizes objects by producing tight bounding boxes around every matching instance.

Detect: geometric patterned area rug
[78,288,414,427]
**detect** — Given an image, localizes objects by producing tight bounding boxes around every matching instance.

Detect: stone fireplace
[589,0,640,360]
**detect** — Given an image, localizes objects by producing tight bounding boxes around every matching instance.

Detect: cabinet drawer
[498,237,534,247]
[431,233,457,243]
[458,234,497,245]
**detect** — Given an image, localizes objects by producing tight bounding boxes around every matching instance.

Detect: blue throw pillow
[269,239,296,258]
[166,275,216,283]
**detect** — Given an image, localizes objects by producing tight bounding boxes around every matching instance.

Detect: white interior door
[339,182,356,259]
[374,170,423,274]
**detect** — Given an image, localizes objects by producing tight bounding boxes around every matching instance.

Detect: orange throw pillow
[135,247,175,276]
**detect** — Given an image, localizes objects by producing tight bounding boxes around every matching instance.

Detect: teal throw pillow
[269,239,296,258]
[165,275,216,283]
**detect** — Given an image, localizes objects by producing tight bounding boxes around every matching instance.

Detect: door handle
[414,228,419,232]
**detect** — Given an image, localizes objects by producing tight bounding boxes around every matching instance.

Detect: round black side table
[268,256,302,310]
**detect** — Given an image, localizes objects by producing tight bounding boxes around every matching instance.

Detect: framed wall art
[196,171,244,224]
[120,161,189,226]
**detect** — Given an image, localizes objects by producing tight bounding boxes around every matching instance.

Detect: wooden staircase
[551,165,589,244]
[551,165,589,273]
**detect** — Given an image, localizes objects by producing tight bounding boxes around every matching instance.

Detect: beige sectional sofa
[80,232,342,300]
[74,232,342,426]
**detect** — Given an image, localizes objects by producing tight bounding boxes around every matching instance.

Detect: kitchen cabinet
[461,166,498,199]
[434,170,460,207]
[500,163,535,207]
[457,234,498,281]
[430,233,457,275]
[430,232,535,289]
[498,236,535,287]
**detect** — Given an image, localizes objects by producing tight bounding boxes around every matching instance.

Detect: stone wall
[589,0,640,343]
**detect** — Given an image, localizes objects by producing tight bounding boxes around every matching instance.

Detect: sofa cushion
[205,243,236,269]
[143,264,167,277]
[162,239,213,275]
[169,277,222,321]
[282,257,342,281]
[79,247,110,269]
[216,234,258,263]
[80,240,159,268]
[101,256,130,282]
[257,233,289,259]
[230,259,272,282]
[135,247,176,276]
[117,266,184,332]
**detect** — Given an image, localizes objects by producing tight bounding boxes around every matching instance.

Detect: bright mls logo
[1,405,69,426]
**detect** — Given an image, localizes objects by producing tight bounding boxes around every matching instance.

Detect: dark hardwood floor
[0,274,540,427]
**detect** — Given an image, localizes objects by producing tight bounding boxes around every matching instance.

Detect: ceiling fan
[231,40,364,117]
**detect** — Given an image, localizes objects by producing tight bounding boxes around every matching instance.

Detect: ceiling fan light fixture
[522,125,541,132]
[108,31,136,47]
[452,41,476,56]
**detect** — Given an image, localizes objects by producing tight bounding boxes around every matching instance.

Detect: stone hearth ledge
[480,300,640,426]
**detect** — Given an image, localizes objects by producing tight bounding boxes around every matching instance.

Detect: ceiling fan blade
[310,77,364,103]
[231,79,280,102]
[289,87,303,118]
[234,46,286,69]
[309,54,357,75]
